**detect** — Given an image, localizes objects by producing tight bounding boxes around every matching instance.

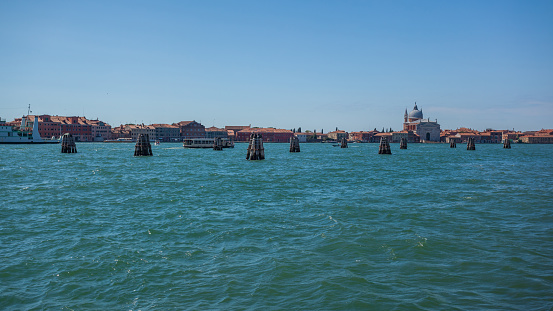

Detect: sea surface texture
[1,143,552,310]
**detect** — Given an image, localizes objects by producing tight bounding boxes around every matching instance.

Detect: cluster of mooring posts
[246,133,265,160]
[400,137,407,149]
[60,133,77,153]
[467,137,476,150]
[213,137,224,150]
[503,139,511,149]
[378,137,392,154]
[289,136,300,152]
[340,137,348,148]
[134,134,153,156]
[55,132,513,157]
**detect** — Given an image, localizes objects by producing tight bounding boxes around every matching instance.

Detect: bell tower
[403,108,408,130]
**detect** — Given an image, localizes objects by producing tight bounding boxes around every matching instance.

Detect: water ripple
[1,143,552,309]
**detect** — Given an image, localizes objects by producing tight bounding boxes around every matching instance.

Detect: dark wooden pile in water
[378,137,392,154]
[61,133,77,153]
[400,137,407,149]
[467,137,475,150]
[213,137,223,150]
[134,134,153,156]
[450,140,457,148]
[340,137,348,148]
[246,133,265,160]
[503,139,511,149]
[289,136,300,152]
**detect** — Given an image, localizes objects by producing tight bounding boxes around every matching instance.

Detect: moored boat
[0,116,59,144]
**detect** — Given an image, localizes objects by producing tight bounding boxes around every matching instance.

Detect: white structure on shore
[403,103,441,142]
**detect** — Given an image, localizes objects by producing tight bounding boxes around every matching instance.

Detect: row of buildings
[322,104,549,144]
[8,115,111,142]
[4,106,552,143]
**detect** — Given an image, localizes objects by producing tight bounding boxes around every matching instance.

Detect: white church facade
[403,103,441,142]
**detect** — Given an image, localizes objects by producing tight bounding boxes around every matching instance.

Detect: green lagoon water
[1,142,552,310]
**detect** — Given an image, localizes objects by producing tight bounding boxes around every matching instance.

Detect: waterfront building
[205,126,228,139]
[152,124,180,142]
[444,128,480,144]
[502,130,523,142]
[520,129,553,143]
[442,128,474,143]
[111,125,132,140]
[391,130,419,143]
[225,125,250,132]
[226,130,236,141]
[25,115,64,139]
[294,132,309,143]
[479,129,503,143]
[225,126,250,141]
[443,128,510,144]
[440,129,455,143]
[88,119,112,141]
[61,117,93,142]
[127,124,155,141]
[236,128,294,142]
[315,132,328,142]
[177,121,205,139]
[22,115,93,142]
[416,120,441,142]
[349,130,379,142]
[458,132,480,143]
[403,103,441,142]
[374,132,393,142]
[327,130,348,141]
[299,131,323,142]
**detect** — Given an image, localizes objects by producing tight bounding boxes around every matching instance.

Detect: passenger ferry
[0,115,59,144]
[183,138,234,149]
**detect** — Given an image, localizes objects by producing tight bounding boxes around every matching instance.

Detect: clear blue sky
[1,0,552,132]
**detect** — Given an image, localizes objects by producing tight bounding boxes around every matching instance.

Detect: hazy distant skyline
[1,0,552,131]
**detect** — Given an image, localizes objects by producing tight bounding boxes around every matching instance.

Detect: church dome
[408,103,423,119]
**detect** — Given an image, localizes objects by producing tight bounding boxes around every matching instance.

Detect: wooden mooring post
[400,137,407,149]
[340,137,348,148]
[213,137,223,150]
[61,133,77,153]
[378,137,392,154]
[246,133,265,160]
[289,136,300,152]
[503,139,511,149]
[467,137,476,150]
[450,140,457,148]
[134,134,153,156]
